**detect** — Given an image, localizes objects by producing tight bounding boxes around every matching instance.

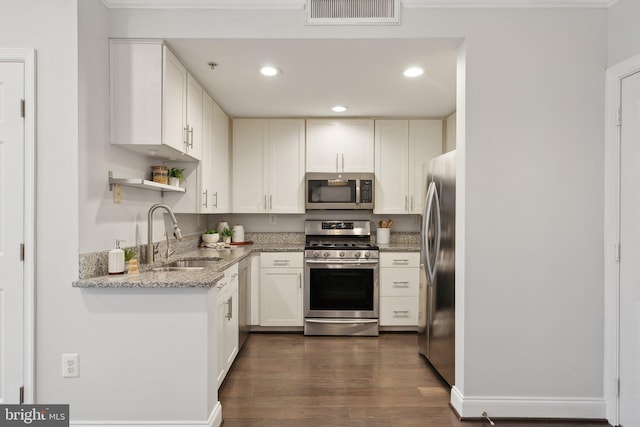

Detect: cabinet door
[408,120,442,214]
[343,120,375,172]
[224,277,239,370]
[162,46,187,153]
[305,120,343,172]
[211,100,230,212]
[267,119,305,213]
[232,119,266,213]
[374,120,409,214]
[260,268,303,327]
[110,40,163,146]
[216,286,227,387]
[200,92,215,213]
[185,73,203,160]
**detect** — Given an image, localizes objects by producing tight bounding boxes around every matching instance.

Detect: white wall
[608,0,640,66]
[0,0,79,405]
[105,5,607,418]
[78,0,205,254]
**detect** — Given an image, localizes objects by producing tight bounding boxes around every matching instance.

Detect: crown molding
[100,0,616,9]
[402,0,615,7]
[99,0,305,9]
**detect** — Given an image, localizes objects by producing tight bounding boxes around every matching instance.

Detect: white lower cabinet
[260,252,303,327]
[216,263,239,388]
[379,252,420,328]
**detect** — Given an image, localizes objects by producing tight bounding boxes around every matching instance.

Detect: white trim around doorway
[603,52,640,427]
[0,48,36,404]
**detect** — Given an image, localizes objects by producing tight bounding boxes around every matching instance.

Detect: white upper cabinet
[232,119,305,213]
[109,39,200,161]
[306,119,374,172]
[165,92,230,214]
[375,120,442,214]
[185,73,203,160]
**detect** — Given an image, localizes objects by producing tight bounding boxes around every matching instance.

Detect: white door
[619,70,640,427]
[0,61,25,403]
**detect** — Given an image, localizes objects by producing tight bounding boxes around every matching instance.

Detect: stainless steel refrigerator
[418,150,455,386]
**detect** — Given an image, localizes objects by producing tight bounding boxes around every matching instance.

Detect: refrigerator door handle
[423,182,441,284]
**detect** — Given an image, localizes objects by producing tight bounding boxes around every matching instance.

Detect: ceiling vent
[306,0,400,25]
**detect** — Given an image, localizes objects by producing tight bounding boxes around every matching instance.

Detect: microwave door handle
[355,180,361,205]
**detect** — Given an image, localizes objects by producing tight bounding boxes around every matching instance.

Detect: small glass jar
[151,166,168,185]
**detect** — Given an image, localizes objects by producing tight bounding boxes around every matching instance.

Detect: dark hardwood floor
[219,333,610,427]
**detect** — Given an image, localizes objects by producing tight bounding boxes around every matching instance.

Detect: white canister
[376,228,390,245]
[232,225,245,243]
[216,221,229,234]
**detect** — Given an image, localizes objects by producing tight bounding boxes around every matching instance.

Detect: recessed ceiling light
[403,67,424,78]
[332,105,348,113]
[260,66,282,77]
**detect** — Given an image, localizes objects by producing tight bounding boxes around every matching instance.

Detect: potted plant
[123,247,136,271]
[202,229,220,244]
[220,227,233,244]
[168,167,186,187]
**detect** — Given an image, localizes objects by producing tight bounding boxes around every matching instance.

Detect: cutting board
[229,241,253,246]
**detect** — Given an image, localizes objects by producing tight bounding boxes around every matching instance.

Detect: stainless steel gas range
[303,220,380,336]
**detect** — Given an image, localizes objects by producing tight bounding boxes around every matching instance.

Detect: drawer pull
[392,281,410,288]
[393,259,409,264]
[393,310,410,317]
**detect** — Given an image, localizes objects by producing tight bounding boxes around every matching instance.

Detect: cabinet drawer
[380,296,418,326]
[380,252,420,268]
[260,252,303,268]
[380,268,419,297]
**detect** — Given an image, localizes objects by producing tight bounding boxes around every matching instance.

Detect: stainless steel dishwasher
[237,256,251,350]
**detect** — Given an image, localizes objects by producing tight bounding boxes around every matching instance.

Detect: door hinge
[20,243,25,261]
[20,99,25,118]
[20,386,24,404]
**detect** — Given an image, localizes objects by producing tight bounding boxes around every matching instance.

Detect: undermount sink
[168,259,222,267]
[151,259,222,272]
[152,266,204,272]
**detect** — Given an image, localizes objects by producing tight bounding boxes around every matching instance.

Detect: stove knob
[354,252,361,258]
[313,251,320,258]
[364,251,370,258]
[339,251,345,258]
[323,252,329,258]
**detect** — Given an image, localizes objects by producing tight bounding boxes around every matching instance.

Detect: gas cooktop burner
[307,241,378,249]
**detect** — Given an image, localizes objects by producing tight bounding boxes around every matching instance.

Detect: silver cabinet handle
[203,189,208,208]
[184,126,189,146]
[299,273,302,289]
[335,153,339,172]
[269,194,272,210]
[226,296,233,320]
[213,191,218,208]
[411,196,414,212]
[342,153,344,171]
[264,194,267,210]
[405,196,408,211]
[273,260,290,265]
[393,281,410,288]
[393,259,409,265]
[188,126,194,148]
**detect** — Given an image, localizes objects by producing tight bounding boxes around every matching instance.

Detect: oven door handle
[305,319,379,324]
[304,259,379,265]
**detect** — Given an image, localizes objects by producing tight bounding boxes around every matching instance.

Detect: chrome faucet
[147,203,183,264]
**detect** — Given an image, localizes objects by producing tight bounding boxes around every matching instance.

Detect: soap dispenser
[108,239,125,275]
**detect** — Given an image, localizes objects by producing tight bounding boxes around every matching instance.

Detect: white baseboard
[70,402,223,427]
[450,386,606,420]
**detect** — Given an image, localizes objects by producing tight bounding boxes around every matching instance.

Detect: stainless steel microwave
[305,173,375,210]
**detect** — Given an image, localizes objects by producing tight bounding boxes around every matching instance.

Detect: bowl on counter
[202,233,220,243]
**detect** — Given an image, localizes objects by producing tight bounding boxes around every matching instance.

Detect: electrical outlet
[269,215,277,225]
[62,353,79,378]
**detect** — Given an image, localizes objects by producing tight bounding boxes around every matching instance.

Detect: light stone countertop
[72,241,418,289]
